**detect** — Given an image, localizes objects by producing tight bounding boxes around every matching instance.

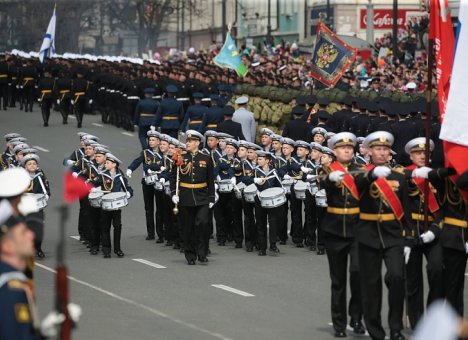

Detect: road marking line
[121,132,134,137]
[33,145,50,152]
[92,123,104,127]
[69,236,80,241]
[69,115,76,119]
[35,263,231,340]
[133,258,166,269]
[211,284,255,297]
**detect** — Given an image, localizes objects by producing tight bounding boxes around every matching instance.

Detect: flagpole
[423,24,434,232]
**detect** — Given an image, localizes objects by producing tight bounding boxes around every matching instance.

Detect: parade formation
[2,1,468,339]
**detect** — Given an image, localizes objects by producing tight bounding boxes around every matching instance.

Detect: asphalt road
[1,107,463,340]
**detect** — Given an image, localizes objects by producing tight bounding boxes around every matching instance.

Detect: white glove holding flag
[420,231,435,244]
[40,311,65,338]
[126,169,132,178]
[230,177,237,186]
[172,195,179,204]
[373,166,391,178]
[412,166,432,179]
[301,166,311,174]
[404,246,411,264]
[283,174,291,180]
[254,178,263,184]
[67,303,82,323]
[329,171,345,183]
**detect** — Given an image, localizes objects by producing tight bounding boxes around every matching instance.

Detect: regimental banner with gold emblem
[310,23,357,87]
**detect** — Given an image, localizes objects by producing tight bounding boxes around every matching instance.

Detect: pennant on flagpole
[310,23,357,87]
[39,6,56,63]
[63,171,92,203]
[214,32,248,77]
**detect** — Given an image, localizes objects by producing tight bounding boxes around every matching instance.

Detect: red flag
[63,171,92,203]
[430,0,455,121]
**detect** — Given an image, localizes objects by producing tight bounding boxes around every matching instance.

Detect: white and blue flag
[38,7,56,63]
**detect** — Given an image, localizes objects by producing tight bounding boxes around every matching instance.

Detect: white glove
[420,231,435,244]
[373,166,391,178]
[159,166,166,172]
[159,178,165,184]
[18,195,40,215]
[404,246,411,264]
[172,195,179,204]
[301,166,311,174]
[329,170,345,183]
[90,187,98,193]
[126,192,131,199]
[89,99,93,105]
[40,311,65,337]
[254,178,263,184]
[209,202,214,209]
[150,125,156,131]
[67,303,82,323]
[216,175,221,182]
[283,174,291,180]
[230,177,237,186]
[214,183,219,191]
[126,169,132,178]
[56,99,60,105]
[66,159,75,166]
[37,98,42,102]
[72,172,79,178]
[147,169,154,175]
[465,242,468,254]
[71,100,74,105]
[412,166,432,179]
[45,195,50,201]
[306,174,316,181]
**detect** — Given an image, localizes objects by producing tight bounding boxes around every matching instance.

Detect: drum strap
[119,176,129,194]
[37,176,48,196]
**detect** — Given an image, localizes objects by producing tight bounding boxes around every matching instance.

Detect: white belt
[177,97,190,101]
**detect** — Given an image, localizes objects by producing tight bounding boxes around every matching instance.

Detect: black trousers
[73,99,86,125]
[242,200,256,248]
[101,209,122,254]
[58,98,70,123]
[179,204,209,262]
[25,210,45,251]
[22,86,34,111]
[78,198,92,242]
[41,98,52,125]
[142,183,164,239]
[315,206,326,251]
[162,193,179,244]
[323,232,362,333]
[138,126,151,149]
[232,193,244,245]
[443,247,467,316]
[290,188,304,244]
[304,191,317,245]
[214,192,232,242]
[89,207,102,250]
[255,200,280,251]
[0,83,8,109]
[406,240,444,328]
[359,243,405,340]
[276,197,288,242]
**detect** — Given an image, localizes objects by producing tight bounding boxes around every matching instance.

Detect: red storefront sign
[360,9,420,30]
